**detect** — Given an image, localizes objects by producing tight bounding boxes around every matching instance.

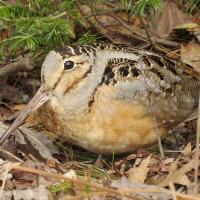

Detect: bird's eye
[64,60,75,70]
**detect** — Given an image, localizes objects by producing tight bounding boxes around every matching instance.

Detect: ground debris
[1,185,50,200]
[0,121,58,162]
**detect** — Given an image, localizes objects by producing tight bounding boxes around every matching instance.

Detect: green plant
[78,31,98,45]
[134,0,163,16]
[0,0,91,60]
[49,181,72,193]
[184,0,200,14]
[121,0,134,13]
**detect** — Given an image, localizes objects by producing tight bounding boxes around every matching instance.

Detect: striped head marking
[0,46,96,142]
[41,46,95,94]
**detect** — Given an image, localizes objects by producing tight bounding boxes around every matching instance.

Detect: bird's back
[37,43,200,153]
[93,43,199,125]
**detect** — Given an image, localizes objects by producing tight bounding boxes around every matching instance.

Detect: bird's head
[0,45,96,144]
[41,46,95,93]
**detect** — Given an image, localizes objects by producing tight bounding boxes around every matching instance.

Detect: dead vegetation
[0,0,200,199]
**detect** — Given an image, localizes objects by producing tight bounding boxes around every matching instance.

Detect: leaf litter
[0,1,200,199]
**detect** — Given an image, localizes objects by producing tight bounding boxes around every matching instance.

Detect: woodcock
[1,43,200,153]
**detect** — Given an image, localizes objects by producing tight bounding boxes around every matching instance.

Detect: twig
[51,11,68,19]
[166,49,181,59]
[11,165,135,200]
[0,54,34,78]
[139,17,155,49]
[155,38,180,48]
[0,148,23,162]
[152,44,171,55]
[108,15,148,42]
[0,102,14,112]
[0,162,19,199]
[0,164,9,199]
[109,14,178,51]
[8,164,200,200]
[110,15,175,54]
[80,3,178,53]
[194,92,200,194]
[78,2,149,43]
[102,13,179,49]
[51,11,74,20]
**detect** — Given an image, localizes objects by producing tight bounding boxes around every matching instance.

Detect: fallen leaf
[173,23,200,42]
[181,42,200,72]
[176,22,199,29]
[159,159,194,187]
[2,185,50,200]
[181,143,192,156]
[79,4,146,46]
[0,121,58,161]
[111,176,172,200]
[17,127,59,161]
[163,158,174,165]
[152,0,191,37]
[14,104,27,111]
[128,155,151,183]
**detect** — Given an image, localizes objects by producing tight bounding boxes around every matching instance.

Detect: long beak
[0,86,52,145]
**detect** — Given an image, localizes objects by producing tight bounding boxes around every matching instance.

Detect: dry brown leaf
[79,4,146,45]
[14,104,27,111]
[174,23,200,42]
[0,121,58,161]
[152,0,191,37]
[128,155,151,183]
[163,158,174,165]
[181,143,192,156]
[159,159,194,187]
[181,42,200,72]
[111,177,172,200]
[2,185,50,200]
[17,127,59,160]
[175,22,199,29]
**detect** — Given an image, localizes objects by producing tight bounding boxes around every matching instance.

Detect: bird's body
[32,43,200,154]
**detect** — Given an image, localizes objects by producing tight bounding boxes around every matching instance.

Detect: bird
[1,43,200,154]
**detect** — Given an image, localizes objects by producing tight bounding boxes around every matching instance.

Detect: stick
[194,92,200,194]
[0,54,34,78]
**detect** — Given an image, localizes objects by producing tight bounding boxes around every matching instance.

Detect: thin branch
[139,16,155,49]
[0,54,34,78]
[0,163,10,199]
[0,148,23,162]
[91,13,176,54]
[11,165,136,200]
[194,92,200,194]
[107,14,148,42]
[9,164,200,200]
[155,38,180,48]
[51,11,68,19]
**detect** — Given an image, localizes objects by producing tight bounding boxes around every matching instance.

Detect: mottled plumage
[2,43,199,153]
[33,43,200,153]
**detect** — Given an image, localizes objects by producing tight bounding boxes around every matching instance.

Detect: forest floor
[0,1,200,199]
